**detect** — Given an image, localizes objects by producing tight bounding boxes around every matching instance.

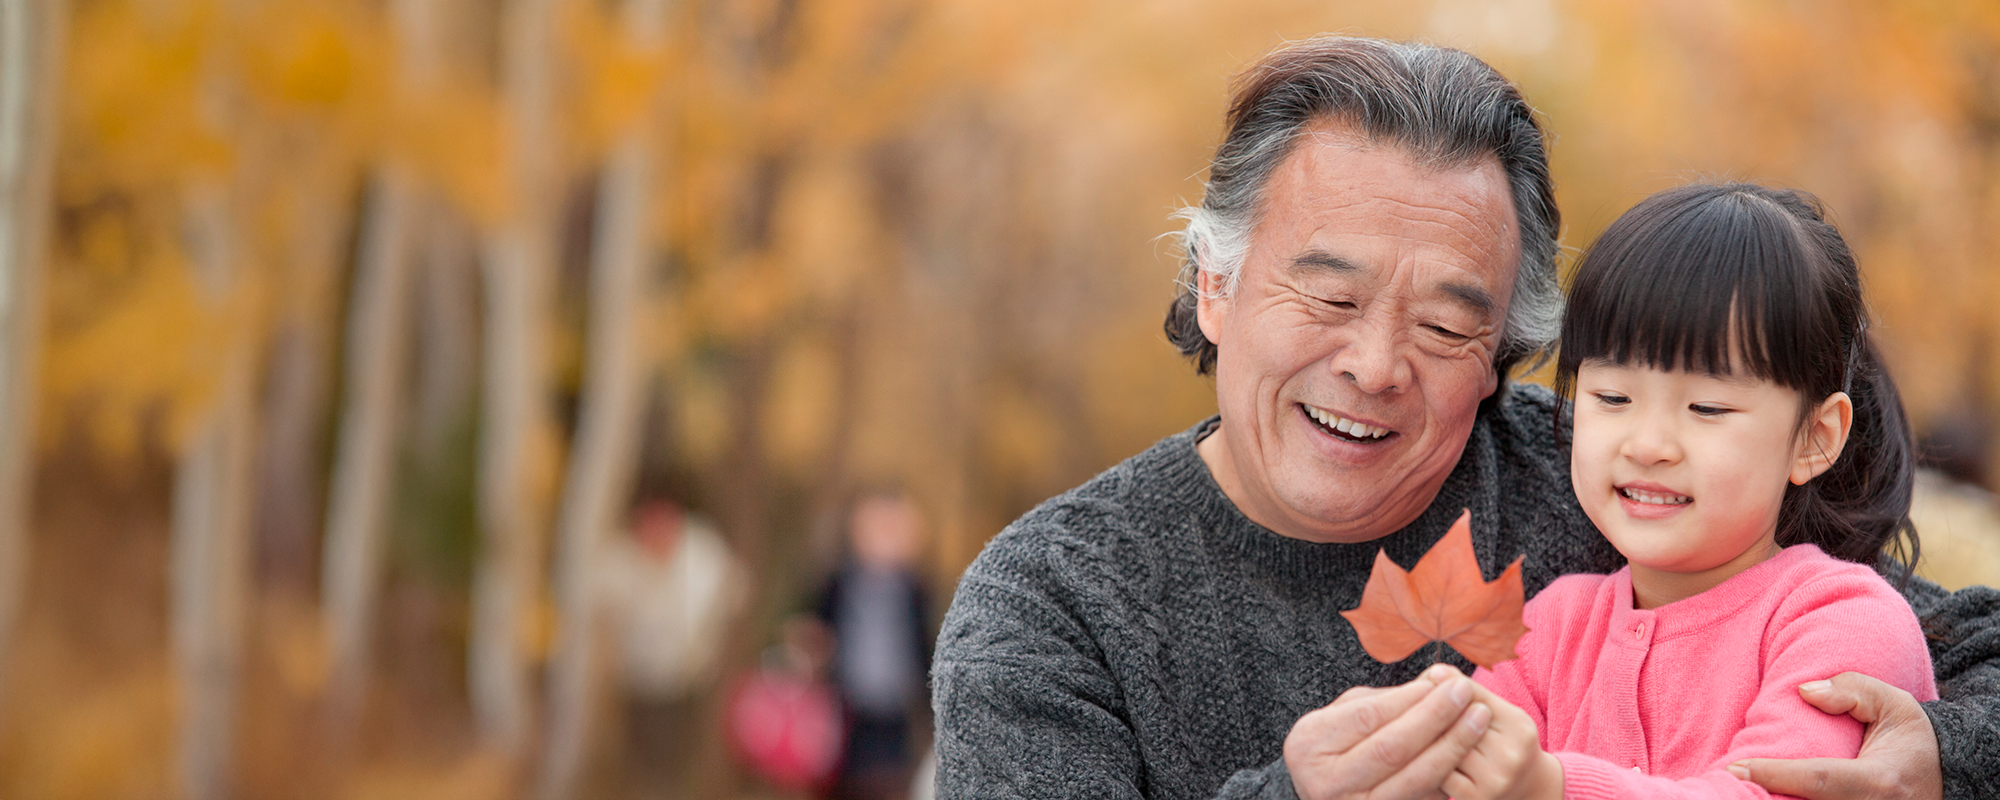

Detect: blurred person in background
[931,34,2000,800]
[597,498,748,797]
[815,490,934,800]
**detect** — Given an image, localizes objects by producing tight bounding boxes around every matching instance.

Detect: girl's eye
[1689,403,1730,416]
[1591,392,1629,407]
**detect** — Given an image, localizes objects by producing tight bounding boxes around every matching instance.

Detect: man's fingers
[1737,671,1938,800]
[1294,673,1479,794]
[1794,672,1874,720]
[1360,675,1477,766]
[1731,758,1884,800]
[1797,671,1926,729]
[1286,668,1482,800]
[1368,701,1493,800]
[1311,665,1465,754]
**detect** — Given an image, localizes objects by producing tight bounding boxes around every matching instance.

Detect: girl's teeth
[1622,488,1691,505]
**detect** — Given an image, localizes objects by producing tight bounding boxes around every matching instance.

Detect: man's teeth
[1620,488,1691,506]
[1305,405,1390,440]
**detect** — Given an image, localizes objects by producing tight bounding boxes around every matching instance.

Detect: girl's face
[1569,359,1850,609]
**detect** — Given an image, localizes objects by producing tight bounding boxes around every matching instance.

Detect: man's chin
[1269,486,1420,544]
[1270,457,1455,540]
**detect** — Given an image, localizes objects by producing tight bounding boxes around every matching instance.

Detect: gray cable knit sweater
[933,384,2000,800]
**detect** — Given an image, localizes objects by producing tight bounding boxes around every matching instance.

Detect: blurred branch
[320,166,418,730]
[471,0,563,757]
[539,1,669,795]
[0,0,65,698]
[171,182,256,800]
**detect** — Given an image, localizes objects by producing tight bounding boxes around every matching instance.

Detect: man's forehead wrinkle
[1333,181,1513,241]
[1280,244,1499,321]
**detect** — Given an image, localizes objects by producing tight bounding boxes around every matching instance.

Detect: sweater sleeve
[932,540,1144,800]
[1473,575,1597,732]
[932,528,1297,800]
[1554,570,1935,800]
[1899,577,2000,800]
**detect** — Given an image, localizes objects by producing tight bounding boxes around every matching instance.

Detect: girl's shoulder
[1765,544,1907,609]
[1758,544,1939,700]
[1759,545,1928,658]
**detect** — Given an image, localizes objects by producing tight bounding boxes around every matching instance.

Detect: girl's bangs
[1561,189,1826,391]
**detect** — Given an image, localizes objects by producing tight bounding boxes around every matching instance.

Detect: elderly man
[932,36,2000,800]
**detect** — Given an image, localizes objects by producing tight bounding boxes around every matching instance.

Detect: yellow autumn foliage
[22,0,2000,796]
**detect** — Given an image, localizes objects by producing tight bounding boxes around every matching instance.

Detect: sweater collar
[1607,544,1830,642]
[1169,413,1507,583]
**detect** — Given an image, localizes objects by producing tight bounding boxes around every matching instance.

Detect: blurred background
[5,0,2000,798]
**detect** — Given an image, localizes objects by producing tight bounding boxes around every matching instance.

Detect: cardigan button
[1633,623,1645,640]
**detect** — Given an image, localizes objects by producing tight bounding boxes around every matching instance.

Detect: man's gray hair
[1164,36,1561,378]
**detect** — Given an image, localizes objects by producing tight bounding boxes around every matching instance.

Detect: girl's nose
[1619,420,1682,465]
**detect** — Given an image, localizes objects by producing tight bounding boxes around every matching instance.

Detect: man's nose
[1330,316,1412,395]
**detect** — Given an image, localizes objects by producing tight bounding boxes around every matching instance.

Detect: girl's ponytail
[1777,337,1920,585]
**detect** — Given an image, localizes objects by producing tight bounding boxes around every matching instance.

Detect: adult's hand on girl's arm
[1285,664,1492,800]
[1729,673,1941,800]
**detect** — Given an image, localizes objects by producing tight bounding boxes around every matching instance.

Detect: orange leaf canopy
[1339,509,1527,668]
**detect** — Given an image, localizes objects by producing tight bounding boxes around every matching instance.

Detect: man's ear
[1195,267,1228,346]
[1792,391,1854,485]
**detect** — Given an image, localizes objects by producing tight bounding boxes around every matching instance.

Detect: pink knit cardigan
[1473,544,1936,800]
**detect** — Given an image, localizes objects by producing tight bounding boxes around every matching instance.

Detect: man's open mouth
[1302,404,1393,443]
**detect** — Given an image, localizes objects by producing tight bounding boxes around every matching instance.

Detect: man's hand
[1286,664,1493,800]
[1728,672,1941,800]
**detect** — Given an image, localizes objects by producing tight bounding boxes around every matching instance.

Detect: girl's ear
[1792,391,1854,485]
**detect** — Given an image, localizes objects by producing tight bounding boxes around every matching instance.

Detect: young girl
[1448,182,1937,800]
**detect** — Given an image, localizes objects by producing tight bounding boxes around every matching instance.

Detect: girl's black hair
[1553,182,1919,584]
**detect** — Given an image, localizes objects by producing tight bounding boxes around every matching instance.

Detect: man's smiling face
[1195,122,1521,544]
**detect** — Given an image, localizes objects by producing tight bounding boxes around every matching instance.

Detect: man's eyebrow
[1287,251,1361,275]
[1439,281,1497,318]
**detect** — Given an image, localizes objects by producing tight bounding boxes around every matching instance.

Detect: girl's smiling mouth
[1616,482,1692,518]
[1619,486,1691,505]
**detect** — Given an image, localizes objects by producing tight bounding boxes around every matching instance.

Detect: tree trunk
[252,193,349,593]
[537,2,668,794]
[320,168,420,725]
[0,0,64,693]
[173,184,257,800]
[471,0,563,755]
[412,208,478,460]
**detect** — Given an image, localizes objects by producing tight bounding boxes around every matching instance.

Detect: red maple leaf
[1339,509,1527,668]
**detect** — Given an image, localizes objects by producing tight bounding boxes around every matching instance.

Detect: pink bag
[728,668,845,790]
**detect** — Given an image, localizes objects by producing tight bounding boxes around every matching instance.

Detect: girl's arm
[1462,569,1934,800]
[1455,577,1574,800]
